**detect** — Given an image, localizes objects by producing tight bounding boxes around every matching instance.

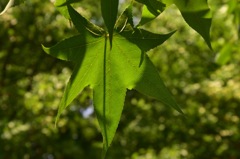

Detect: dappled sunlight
[1,0,240,158]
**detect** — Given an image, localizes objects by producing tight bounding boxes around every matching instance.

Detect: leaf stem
[102,33,108,158]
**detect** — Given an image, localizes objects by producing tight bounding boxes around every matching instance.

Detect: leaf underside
[43,4,183,158]
[42,0,213,157]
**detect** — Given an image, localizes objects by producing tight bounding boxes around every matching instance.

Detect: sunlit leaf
[43,4,182,158]
[215,43,232,65]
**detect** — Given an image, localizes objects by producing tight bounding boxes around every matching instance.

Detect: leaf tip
[54,107,65,128]
[54,115,60,128]
[41,44,50,54]
[172,103,184,116]
[206,40,213,51]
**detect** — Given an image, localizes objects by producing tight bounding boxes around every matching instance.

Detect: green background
[0,0,239,158]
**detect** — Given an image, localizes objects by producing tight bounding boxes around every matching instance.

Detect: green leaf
[54,0,83,19]
[136,0,166,26]
[0,0,25,15]
[43,5,182,158]
[215,43,232,65]
[115,4,134,32]
[138,5,158,26]
[228,0,240,38]
[121,28,176,52]
[54,0,71,19]
[178,1,212,46]
[66,5,104,36]
[169,0,212,49]
[137,0,166,16]
[228,0,238,13]
[55,0,81,6]
[101,0,119,47]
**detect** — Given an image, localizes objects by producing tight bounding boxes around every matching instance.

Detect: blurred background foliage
[0,0,240,158]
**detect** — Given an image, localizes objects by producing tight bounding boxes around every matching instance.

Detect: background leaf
[163,0,212,49]
[138,5,157,26]
[115,4,133,32]
[215,43,232,65]
[227,0,240,38]
[66,5,104,36]
[136,0,165,16]
[122,29,175,52]
[54,0,82,19]
[136,0,166,26]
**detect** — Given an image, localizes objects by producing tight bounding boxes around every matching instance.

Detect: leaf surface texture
[43,4,182,158]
